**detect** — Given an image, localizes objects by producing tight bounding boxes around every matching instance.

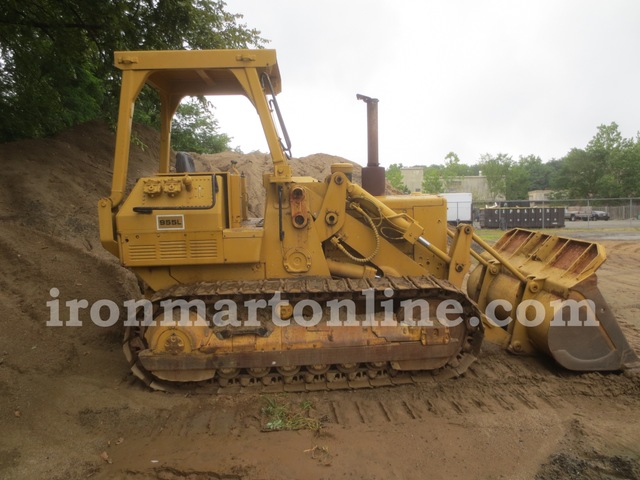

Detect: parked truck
[440,192,472,225]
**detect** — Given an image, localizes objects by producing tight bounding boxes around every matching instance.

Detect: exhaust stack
[357,94,385,196]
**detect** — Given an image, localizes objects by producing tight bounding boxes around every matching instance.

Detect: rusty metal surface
[548,274,640,371]
[150,275,451,301]
[126,275,484,392]
[138,342,461,371]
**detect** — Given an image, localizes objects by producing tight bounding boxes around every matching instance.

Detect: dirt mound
[0,121,158,479]
[0,120,162,375]
[0,120,158,253]
[191,151,392,217]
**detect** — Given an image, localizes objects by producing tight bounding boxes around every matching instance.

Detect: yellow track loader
[98,49,638,391]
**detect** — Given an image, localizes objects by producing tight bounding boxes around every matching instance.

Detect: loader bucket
[467,228,640,371]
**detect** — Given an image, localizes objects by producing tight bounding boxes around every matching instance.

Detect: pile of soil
[192,151,391,217]
[0,121,639,480]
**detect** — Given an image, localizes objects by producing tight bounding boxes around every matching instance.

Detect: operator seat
[175,152,196,173]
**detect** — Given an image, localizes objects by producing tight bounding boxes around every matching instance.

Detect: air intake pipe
[357,94,385,196]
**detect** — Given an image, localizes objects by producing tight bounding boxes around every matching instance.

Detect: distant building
[399,168,505,202]
[400,167,424,192]
[444,176,501,201]
[528,190,555,202]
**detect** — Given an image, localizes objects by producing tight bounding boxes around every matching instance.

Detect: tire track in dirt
[119,348,638,441]
[310,351,635,430]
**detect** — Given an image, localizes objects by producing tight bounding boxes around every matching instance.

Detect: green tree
[506,161,529,200]
[518,155,549,191]
[422,166,443,193]
[627,137,640,197]
[551,123,640,198]
[386,163,410,193]
[171,98,231,153]
[478,153,512,199]
[587,122,629,152]
[0,0,265,142]
[552,148,597,198]
[586,122,637,197]
[545,159,567,197]
[443,152,474,176]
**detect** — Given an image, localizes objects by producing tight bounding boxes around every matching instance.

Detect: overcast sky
[212,0,640,168]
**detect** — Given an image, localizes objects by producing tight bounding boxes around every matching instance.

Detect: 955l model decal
[156,214,185,230]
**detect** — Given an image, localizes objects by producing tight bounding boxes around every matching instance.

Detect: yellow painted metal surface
[100,48,463,293]
[100,49,637,383]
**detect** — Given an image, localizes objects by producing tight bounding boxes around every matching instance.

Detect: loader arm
[312,175,638,372]
[307,168,476,288]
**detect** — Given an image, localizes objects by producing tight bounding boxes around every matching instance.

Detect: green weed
[261,396,322,432]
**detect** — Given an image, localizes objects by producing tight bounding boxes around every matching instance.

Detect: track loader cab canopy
[109,49,290,208]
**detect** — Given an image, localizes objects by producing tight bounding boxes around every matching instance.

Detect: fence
[444,197,640,229]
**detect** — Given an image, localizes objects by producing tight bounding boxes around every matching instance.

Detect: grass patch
[473,229,503,242]
[261,396,322,432]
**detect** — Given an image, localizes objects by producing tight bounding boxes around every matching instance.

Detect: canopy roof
[114,49,281,96]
